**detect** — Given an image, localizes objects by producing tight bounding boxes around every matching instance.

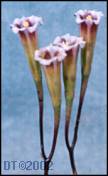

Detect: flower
[74,9,103,77]
[53,34,85,108]
[35,44,67,66]
[10,15,43,33]
[75,10,103,26]
[10,16,43,100]
[10,16,44,82]
[74,10,103,43]
[53,33,85,52]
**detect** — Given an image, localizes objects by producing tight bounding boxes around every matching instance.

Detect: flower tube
[11,16,44,166]
[75,10,103,77]
[70,10,103,174]
[53,33,85,175]
[11,16,43,100]
[35,45,66,175]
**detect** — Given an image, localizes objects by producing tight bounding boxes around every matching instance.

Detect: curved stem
[34,81,47,159]
[65,104,78,175]
[39,99,47,160]
[48,111,60,160]
[69,77,88,175]
[39,106,60,175]
[44,110,60,175]
[72,77,88,150]
[44,160,50,175]
[69,149,78,175]
[65,77,89,175]
[65,112,78,174]
[65,106,72,150]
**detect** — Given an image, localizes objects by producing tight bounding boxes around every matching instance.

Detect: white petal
[76,17,84,24]
[13,18,21,25]
[28,16,43,26]
[19,27,26,31]
[53,36,61,44]
[34,45,66,65]
[78,38,86,48]
[11,26,19,33]
[93,18,100,25]
[75,9,86,16]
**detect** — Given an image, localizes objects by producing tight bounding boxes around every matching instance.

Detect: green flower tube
[11,16,43,100]
[53,33,85,175]
[35,44,66,175]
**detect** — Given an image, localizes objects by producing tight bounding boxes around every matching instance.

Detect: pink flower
[75,10,103,26]
[53,34,85,107]
[53,33,85,52]
[35,45,64,114]
[10,16,43,86]
[35,45,67,66]
[74,10,103,43]
[10,15,43,33]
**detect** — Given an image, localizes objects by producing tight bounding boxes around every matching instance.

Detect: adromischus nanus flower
[53,34,85,107]
[10,15,43,33]
[53,33,85,52]
[74,10,103,43]
[11,16,43,100]
[11,15,43,82]
[35,44,67,66]
[74,10,103,76]
[75,10,103,26]
[35,45,66,109]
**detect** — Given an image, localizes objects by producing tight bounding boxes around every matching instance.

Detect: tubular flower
[11,16,43,34]
[75,10,103,76]
[35,44,66,174]
[75,10,103,26]
[35,44,66,109]
[53,34,85,175]
[53,33,85,51]
[10,16,43,99]
[53,34,85,107]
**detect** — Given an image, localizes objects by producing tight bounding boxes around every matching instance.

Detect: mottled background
[2,1,107,175]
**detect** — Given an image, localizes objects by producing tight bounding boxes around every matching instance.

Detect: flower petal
[75,10,103,26]
[11,25,19,33]
[53,33,85,51]
[34,45,66,65]
[11,15,43,34]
